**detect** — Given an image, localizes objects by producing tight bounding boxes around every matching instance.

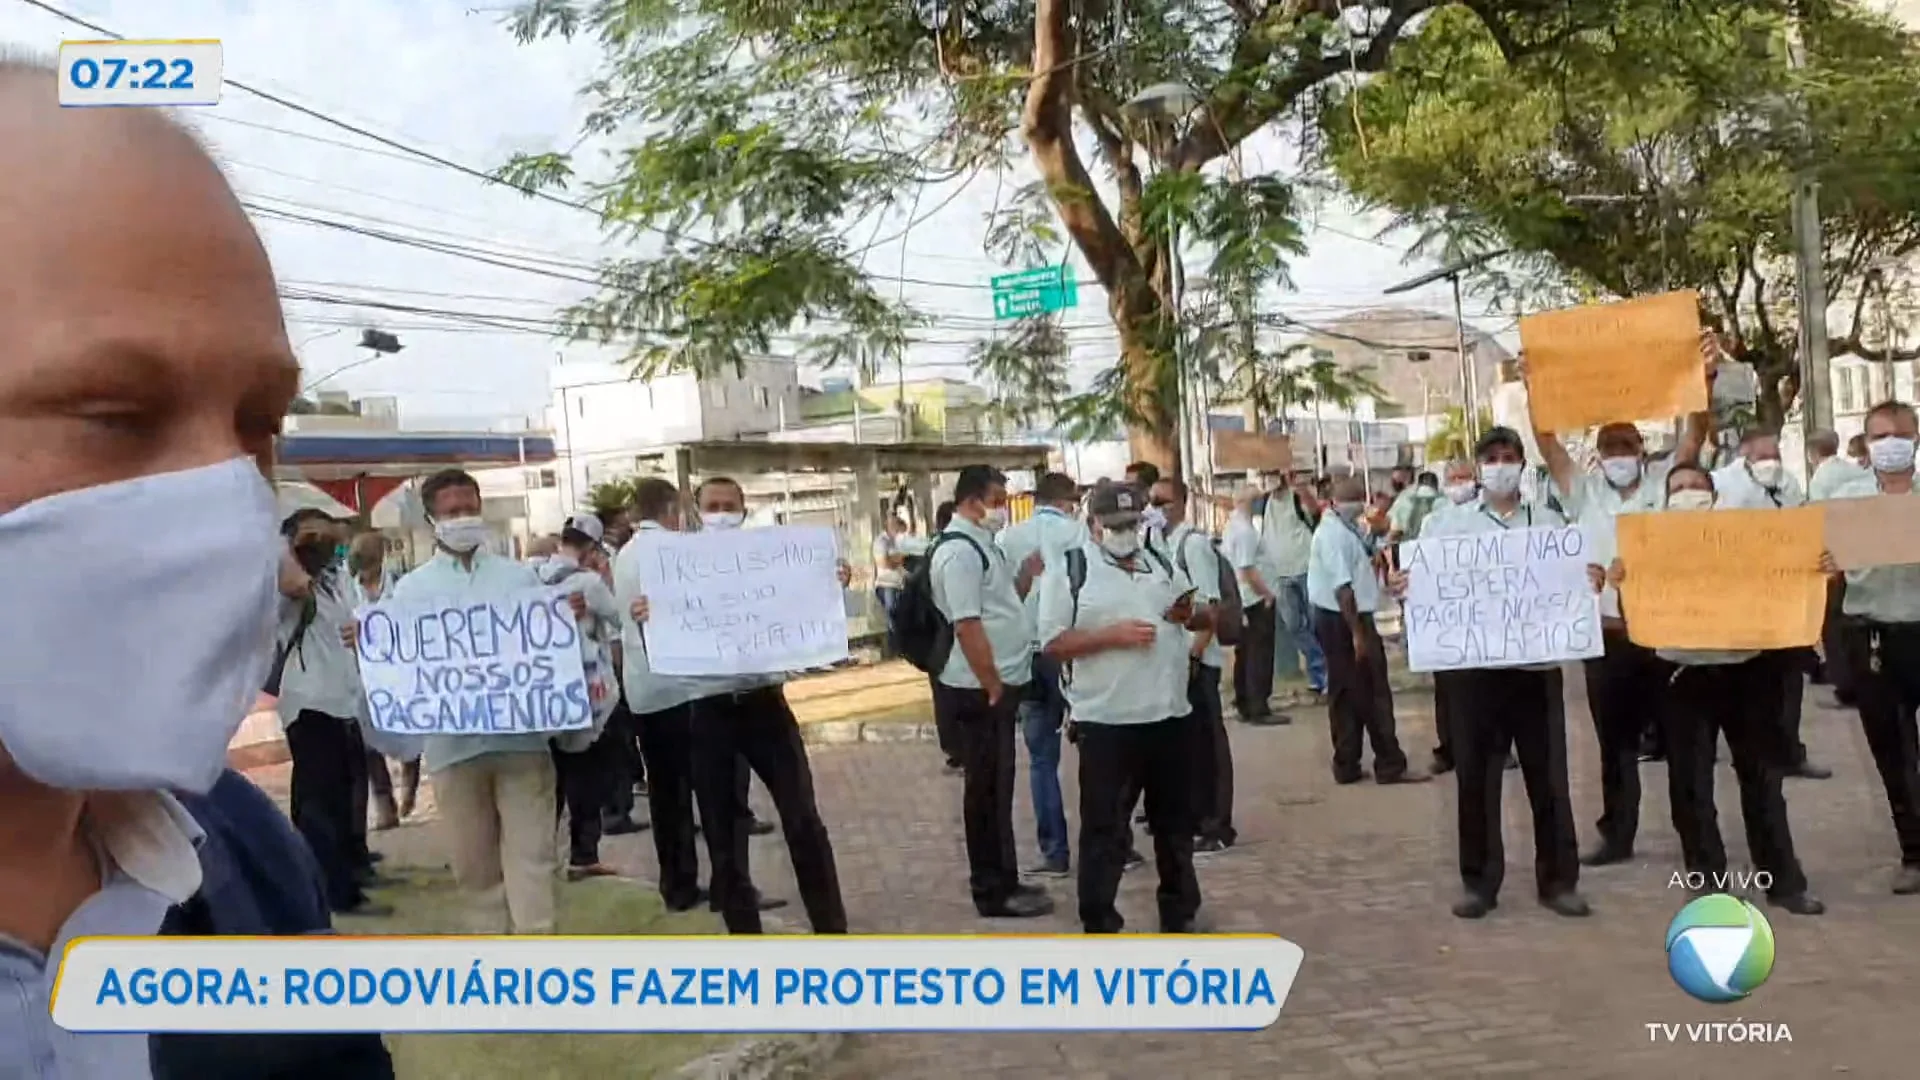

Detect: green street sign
[991,264,1078,320]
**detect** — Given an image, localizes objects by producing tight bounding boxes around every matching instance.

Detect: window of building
[753,385,771,409]
[576,396,586,417]
[707,384,727,409]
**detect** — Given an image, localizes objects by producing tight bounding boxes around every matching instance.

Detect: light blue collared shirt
[0,793,203,1080]
[386,549,551,772]
[996,506,1090,644]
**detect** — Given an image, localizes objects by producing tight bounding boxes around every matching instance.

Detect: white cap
[563,513,605,545]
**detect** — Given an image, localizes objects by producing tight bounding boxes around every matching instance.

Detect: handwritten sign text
[633,526,850,675]
[1402,524,1603,671]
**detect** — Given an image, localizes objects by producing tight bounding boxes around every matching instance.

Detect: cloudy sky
[2,0,1513,428]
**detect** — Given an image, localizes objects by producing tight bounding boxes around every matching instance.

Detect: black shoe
[1768,892,1825,916]
[1503,754,1519,770]
[1376,770,1431,785]
[1122,849,1145,872]
[602,816,649,836]
[1580,845,1632,867]
[1193,837,1230,858]
[1540,891,1591,917]
[1893,866,1920,895]
[334,897,394,918]
[1023,860,1072,879]
[943,760,965,775]
[367,851,386,864]
[664,888,709,913]
[1791,762,1833,780]
[979,891,1055,918]
[1012,882,1048,900]
[757,895,789,912]
[1333,771,1365,785]
[1135,811,1149,824]
[1240,710,1291,726]
[747,818,776,837]
[1430,754,1454,775]
[633,780,650,797]
[1451,893,1497,919]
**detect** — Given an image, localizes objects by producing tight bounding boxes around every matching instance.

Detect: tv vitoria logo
[1665,893,1775,1003]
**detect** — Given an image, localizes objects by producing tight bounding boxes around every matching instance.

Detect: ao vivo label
[58,40,223,108]
[52,936,1304,1033]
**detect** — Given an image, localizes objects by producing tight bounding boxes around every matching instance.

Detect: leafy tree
[1325,0,1920,430]
[496,0,1686,475]
[968,315,1073,437]
[1423,405,1496,461]
[586,478,638,514]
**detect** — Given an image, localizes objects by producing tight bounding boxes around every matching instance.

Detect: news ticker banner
[54,935,1303,1034]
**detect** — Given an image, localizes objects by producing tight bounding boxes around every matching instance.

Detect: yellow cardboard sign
[1213,431,1293,473]
[1617,507,1825,650]
[1823,493,1920,570]
[1520,290,1707,432]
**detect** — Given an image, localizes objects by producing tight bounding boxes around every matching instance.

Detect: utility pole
[1788,13,1834,436]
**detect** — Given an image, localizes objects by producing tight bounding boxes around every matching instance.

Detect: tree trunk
[1025,0,1179,479]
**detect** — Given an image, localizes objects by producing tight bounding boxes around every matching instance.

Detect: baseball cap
[563,512,605,546]
[1086,482,1142,526]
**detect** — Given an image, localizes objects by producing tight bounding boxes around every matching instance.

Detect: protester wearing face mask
[1386,471,1441,551]
[347,530,418,828]
[1711,430,1829,782]
[994,471,1088,880]
[376,469,564,935]
[0,62,392,1077]
[1040,483,1206,932]
[930,465,1053,918]
[1259,469,1328,701]
[1392,428,1593,919]
[538,514,629,881]
[273,510,390,918]
[1531,347,1715,807]
[1849,432,1871,471]
[1610,465,1824,917]
[1149,477,1237,855]
[636,477,848,935]
[618,480,787,918]
[524,533,561,569]
[1227,485,1284,723]
[1307,475,1424,786]
[1415,460,1514,778]
[1827,400,1920,895]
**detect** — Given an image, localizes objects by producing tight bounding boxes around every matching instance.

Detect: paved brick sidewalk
[715,679,1920,1079]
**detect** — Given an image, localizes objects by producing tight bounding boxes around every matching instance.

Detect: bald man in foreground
[0,61,393,1077]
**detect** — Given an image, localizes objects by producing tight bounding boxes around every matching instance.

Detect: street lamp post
[1384,251,1508,447]
[1124,82,1205,494]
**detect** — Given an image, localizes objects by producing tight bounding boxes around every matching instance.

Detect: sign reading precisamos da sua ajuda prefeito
[54,936,1303,1033]
[354,587,592,736]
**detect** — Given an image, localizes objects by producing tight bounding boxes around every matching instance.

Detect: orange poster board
[1823,494,1920,570]
[1520,290,1707,433]
[1213,431,1293,473]
[1617,507,1825,650]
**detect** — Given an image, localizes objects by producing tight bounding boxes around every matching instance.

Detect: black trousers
[1077,715,1202,933]
[1843,622,1920,867]
[1232,601,1277,718]
[636,703,703,909]
[551,724,619,867]
[287,711,366,911]
[1188,661,1235,844]
[1775,648,1814,768]
[689,687,847,934]
[342,721,371,870]
[1584,630,1670,854]
[1312,608,1408,779]
[1453,667,1579,901]
[930,674,965,767]
[603,701,642,822]
[1665,655,1809,899]
[1432,671,1458,766]
[934,681,1025,910]
[1823,577,1858,701]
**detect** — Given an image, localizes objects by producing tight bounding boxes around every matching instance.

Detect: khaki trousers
[431,751,559,934]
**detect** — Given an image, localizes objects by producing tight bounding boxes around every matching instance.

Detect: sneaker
[979,891,1055,919]
[603,816,649,836]
[566,863,619,882]
[1193,837,1230,858]
[1023,860,1072,879]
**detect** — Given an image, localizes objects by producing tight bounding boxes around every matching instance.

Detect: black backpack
[1176,535,1245,647]
[889,532,990,674]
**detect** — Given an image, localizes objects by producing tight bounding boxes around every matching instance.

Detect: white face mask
[1479,462,1523,496]
[1668,489,1715,511]
[1098,527,1140,558]
[981,507,1009,533]
[1600,456,1642,488]
[0,458,279,792]
[702,511,745,530]
[1140,506,1167,532]
[434,515,490,554]
[1748,458,1783,487]
[1415,484,1438,498]
[1870,436,1917,474]
[1444,482,1477,505]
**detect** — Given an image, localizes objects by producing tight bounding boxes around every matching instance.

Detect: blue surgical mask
[0,458,280,791]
